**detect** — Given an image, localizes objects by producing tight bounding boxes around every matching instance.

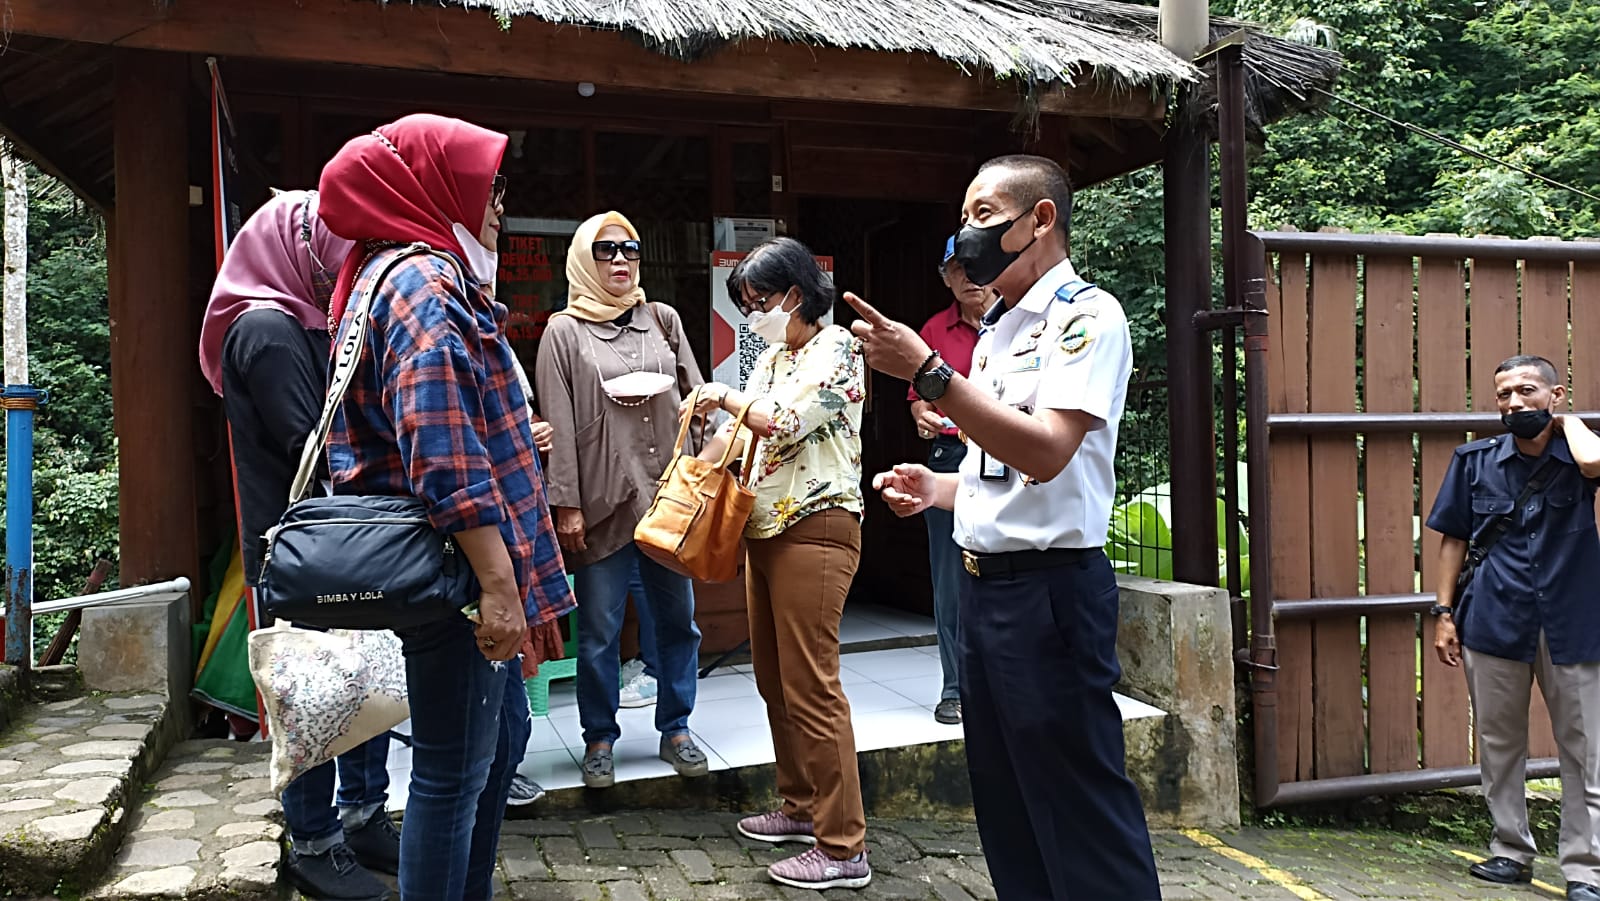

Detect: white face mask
[452,222,500,287]
[747,293,794,345]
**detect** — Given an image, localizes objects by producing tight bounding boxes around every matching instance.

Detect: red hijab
[317,113,508,323]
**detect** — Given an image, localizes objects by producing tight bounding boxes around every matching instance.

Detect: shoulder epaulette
[1053,279,1099,305]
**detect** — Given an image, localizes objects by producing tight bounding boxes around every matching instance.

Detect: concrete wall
[78,591,191,702]
[1116,575,1240,830]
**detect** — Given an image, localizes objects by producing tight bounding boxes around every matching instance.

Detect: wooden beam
[111,48,200,590]
[6,0,1165,119]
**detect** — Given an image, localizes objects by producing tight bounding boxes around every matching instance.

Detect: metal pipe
[1273,593,1435,619]
[1219,38,1282,811]
[30,576,192,617]
[1264,760,1560,807]
[1252,231,1600,263]
[3,385,43,675]
[1270,412,1600,433]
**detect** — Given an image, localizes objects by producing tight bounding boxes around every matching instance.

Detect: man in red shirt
[909,236,994,724]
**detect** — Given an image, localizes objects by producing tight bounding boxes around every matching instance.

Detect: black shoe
[934,699,962,725]
[284,844,391,901]
[1569,882,1600,901]
[344,808,401,876]
[1469,856,1533,884]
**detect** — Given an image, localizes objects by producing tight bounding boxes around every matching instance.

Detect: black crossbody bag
[257,244,479,630]
[1453,455,1558,640]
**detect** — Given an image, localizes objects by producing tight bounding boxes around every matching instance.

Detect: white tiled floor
[383,640,1165,810]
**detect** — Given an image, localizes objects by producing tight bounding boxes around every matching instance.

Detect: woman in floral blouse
[688,237,872,891]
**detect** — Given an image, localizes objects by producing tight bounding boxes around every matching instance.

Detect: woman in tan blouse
[534,211,707,789]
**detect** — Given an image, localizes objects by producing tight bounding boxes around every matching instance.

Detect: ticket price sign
[709,251,834,391]
[499,232,567,346]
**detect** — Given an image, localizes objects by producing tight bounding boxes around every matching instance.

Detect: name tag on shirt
[1012,355,1042,372]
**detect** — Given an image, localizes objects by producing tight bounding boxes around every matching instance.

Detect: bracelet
[914,350,941,380]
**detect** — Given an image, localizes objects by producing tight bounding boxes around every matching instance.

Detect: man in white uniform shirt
[847,154,1159,901]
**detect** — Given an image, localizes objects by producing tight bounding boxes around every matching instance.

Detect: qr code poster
[709,251,834,391]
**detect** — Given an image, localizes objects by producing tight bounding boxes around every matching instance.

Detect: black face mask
[953,210,1038,287]
[1502,407,1553,440]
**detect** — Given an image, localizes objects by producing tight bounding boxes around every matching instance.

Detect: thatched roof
[436,0,1342,125]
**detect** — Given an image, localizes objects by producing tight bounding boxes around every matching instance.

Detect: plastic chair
[525,577,580,716]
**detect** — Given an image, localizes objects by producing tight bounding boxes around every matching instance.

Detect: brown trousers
[745,508,866,859]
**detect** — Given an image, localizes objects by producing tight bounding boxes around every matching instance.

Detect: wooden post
[1160,0,1218,586]
[111,50,199,589]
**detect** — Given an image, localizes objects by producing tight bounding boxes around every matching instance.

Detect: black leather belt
[960,547,1093,579]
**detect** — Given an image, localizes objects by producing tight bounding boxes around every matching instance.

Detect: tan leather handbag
[635,388,760,583]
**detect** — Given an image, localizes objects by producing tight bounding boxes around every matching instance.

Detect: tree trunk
[2,141,26,385]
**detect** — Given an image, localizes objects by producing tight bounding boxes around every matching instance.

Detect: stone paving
[0,689,172,897]
[478,816,1579,901]
[86,739,283,901]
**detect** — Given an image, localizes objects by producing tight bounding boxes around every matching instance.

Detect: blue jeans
[575,542,700,746]
[280,735,391,851]
[396,615,529,901]
[925,436,966,702]
[631,561,658,679]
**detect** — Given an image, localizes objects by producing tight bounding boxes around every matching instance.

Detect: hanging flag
[208,57,243,268]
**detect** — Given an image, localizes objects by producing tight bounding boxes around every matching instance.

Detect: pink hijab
[197,190,355,395]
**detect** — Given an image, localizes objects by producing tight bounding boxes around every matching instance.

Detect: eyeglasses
[490,174,508,206]
[592,240,642,262]
[736,290,785,316]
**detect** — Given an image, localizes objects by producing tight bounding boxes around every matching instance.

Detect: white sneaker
[620,658,647,684]
[619,670,658,708]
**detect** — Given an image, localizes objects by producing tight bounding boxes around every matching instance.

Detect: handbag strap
[288,243,464,504]
[1466,453,1559,567]
[673,387,762,485]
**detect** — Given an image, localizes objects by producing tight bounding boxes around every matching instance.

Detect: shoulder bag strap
[287,243,442,504]
[1465,454,1559,567]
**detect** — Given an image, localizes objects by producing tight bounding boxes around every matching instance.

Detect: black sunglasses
[592,240,642,262]
[491,174,508,206]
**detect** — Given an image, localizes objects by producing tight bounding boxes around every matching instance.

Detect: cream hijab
[557,211,647,323]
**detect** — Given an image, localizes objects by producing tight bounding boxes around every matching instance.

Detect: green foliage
[1107,487,1251,592]
[0,166,118,660]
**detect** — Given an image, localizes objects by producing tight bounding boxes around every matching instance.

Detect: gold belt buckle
[962,550,980,577]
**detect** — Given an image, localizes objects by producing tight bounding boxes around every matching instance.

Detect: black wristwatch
[914,362,955,402]
[1427,604,1454,618]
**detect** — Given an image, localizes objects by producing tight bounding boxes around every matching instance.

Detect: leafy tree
[0,167,117,659]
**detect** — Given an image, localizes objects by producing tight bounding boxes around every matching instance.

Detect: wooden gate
[1248,230,1600,806]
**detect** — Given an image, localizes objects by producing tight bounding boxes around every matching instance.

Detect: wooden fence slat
[1469,254,1520,416]
[1308,246,1364,779]
[1521,248,1570,399]
[1364,254,1421,774]
[1270,249,1315,783]
[1418,253,1472,768]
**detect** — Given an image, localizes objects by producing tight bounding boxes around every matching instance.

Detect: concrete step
[83,740,285,901]
[0,683,181,898]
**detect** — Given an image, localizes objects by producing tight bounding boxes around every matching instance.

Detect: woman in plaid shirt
[318,114,575,901]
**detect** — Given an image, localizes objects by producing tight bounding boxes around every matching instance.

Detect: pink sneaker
[737,810,816,845]
[768,847,871,890]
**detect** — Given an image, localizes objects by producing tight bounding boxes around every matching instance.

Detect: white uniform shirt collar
[1013,257,1081,315]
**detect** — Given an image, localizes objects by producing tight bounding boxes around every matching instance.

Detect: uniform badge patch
[1059,312,1096,357]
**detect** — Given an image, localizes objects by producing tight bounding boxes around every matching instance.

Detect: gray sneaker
[768,847,871,890]
[506,774,546,807]
[934,699,962,724]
